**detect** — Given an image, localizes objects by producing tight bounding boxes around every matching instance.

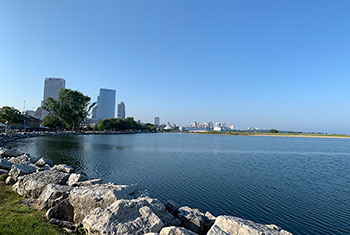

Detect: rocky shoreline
[0,134,292,235]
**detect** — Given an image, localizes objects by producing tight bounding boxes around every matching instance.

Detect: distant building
[164,122,173,130]
[203,121,214,130]
[41,78,66,118]
[117,102,126,119]
[154,117,160,126]
[96,88,116,120]
[229,125,235,130]
[34,107,43,119]
[24,110,35,117]
[91,105,98,119]
[214,122,228,132]
[191,122,198,128]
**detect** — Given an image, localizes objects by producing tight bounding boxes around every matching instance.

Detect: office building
[41,78,66,118]
[96,88,116,120]
[154,117,160,126]
[117,102,126,119]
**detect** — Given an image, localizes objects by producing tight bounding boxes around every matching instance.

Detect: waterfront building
[41,78,66,118]
[229,125,235,130]
[214,122,228,132]
[164,122,173,130]
[203,121,214,130]
[117,102,126,119]
[96,88,116,120]
[191,122,198,128]
[154,117,160,126]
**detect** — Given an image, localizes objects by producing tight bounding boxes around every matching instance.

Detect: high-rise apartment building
[41,78,66,118]
[96,88,116,120]
[117,102,126,119]
[154,117,160,126]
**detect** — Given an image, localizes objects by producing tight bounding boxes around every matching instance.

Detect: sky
[1,0,350,133]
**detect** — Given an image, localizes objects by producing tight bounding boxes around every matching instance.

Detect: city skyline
[1,1,350,133]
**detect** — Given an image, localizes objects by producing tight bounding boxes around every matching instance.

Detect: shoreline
[190,131,350,139]
[0,132,293,234]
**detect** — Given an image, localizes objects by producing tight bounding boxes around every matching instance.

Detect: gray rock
[0,158,13,170]
[38,184,73,210]
[49,218,77,233]
[82,199,166,235]
[5,176,15,185]
[53,164,75,173]
[75,178,102,186]
[69,183,141,224]
[165,200,180,216]
[46,199,74,222]
[9,164,37,181]
[36,164,52,172]
[0,148,23,157]
[177,206,213,234]
[206,216,292,235]
[67,173,89,186]
[8,154,33,165]
[12,170,70,198]
[0,169,8,175]
[160,226,198,235]
[35,158,54,167]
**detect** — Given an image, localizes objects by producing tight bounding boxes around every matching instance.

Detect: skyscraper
[96,88,116,120]
[154,117,160,126]
[41,78,66,118]
[117,102,126,119]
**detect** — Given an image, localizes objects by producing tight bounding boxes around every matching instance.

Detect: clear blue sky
[1,0,350,133]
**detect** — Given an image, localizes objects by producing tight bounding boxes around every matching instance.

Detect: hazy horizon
[1,0,350,134]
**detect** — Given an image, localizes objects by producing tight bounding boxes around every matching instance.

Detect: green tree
[269,129,278,133]
[43,114,64,129]
[0,106,21,125]
[42,89,96,130]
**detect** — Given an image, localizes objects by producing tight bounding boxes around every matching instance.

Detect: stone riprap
[0,145,293,235]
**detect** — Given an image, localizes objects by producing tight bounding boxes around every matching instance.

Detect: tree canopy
[94,117,156,132]
[42,89,95,130]
[0,106,21,124]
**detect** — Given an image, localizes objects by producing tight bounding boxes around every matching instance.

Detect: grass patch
[0,182,65,235]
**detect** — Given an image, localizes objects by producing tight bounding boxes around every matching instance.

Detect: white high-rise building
[41,78,66,118]
[117,102,126,119]
[96,88,116,120]
[154,117,160,126]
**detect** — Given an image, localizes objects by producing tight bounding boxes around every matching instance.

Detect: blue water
[11,133,350,234]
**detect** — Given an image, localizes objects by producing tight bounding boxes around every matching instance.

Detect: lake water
[10,133,350,234]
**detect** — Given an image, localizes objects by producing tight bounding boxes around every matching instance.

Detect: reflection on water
[11,133,350,235]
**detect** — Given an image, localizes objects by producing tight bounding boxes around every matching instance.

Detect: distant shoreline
[190,131,350,139]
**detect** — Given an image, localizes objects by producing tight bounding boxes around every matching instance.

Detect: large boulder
[53,164,75,173]
[177,206,213,234]
[76,178,102,186]
[12,170,70,198]
[160,226,198,235]
[206,216,292,235]
[69,183,141,224]
[38,184,73,210]
[35,157,54,167]
[49,219,77,233]
[46,199,74,222]
[0,148,23,158]
[8,154,35,165]
[82,198,170,235]
[8,164,37,181]
[0,158,13,170]
[67,173,89,186]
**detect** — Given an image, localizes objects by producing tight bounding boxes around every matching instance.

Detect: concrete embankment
[0,135,292,235]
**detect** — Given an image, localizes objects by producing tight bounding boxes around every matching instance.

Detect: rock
[82,200,165,235]
[12,170,70,198]
[0,158,13,170]
[35,158,54,167]
[69,183,141,224]
[5,176,15,185]
[38,184,73,210]
[165,200,180,216]
[75,178,102,186]
[67,173,89,186]
[0,148,23,157]
[206,216,292,235]
[177,206,213,234]
[53,164,75,173]
[0,169,8,175]
[46,199,74,222]
[160,226,198,235]
[36,164,52,172]
[205,212,216,223]
[49,219,77,233]
[8,154,33,165]
[9,164,37,181]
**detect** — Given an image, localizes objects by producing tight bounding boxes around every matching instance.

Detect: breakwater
[0,134,292,234]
